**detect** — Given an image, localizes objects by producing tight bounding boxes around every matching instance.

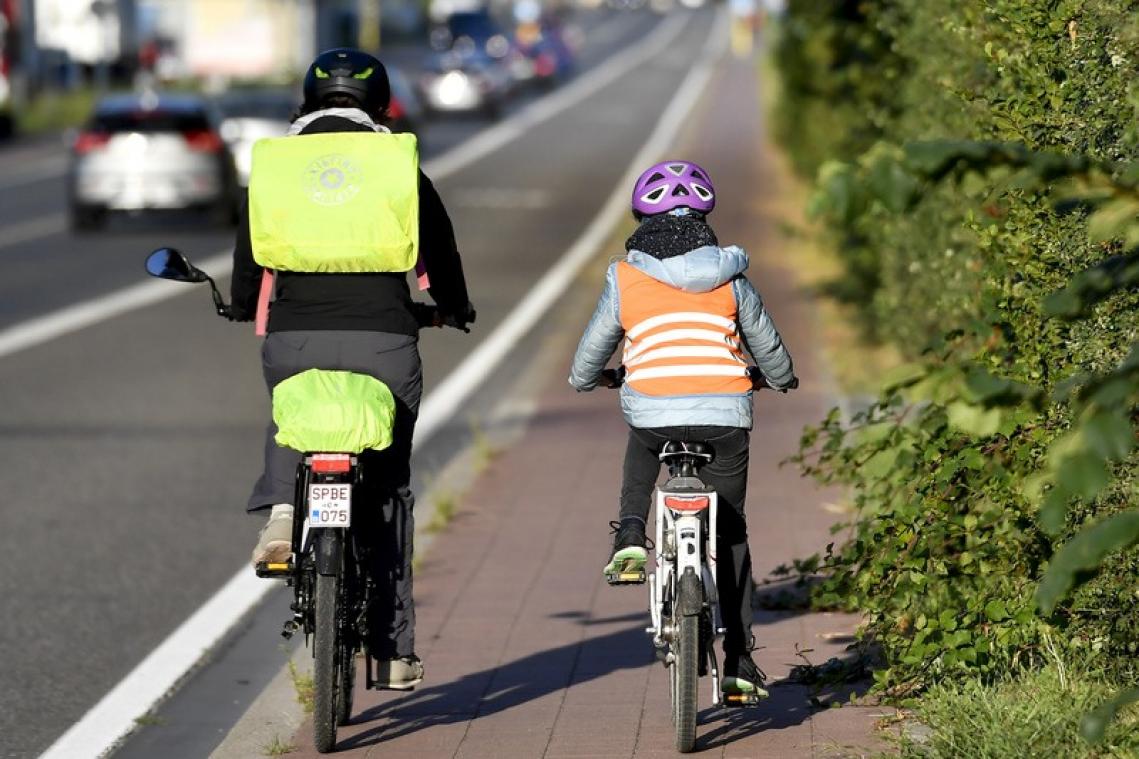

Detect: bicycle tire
[335,542,356,727]
[312,571,340,752]
[673,579,700,752]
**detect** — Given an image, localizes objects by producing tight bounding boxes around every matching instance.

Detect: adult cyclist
[229,48,475,689]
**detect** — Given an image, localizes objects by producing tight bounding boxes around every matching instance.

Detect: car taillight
[74,132,110,154]
[183,129,223,153]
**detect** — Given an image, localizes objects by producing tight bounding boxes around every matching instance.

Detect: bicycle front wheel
[312,571,341,752]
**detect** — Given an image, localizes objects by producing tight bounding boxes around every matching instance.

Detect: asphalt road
[0,7,718,757]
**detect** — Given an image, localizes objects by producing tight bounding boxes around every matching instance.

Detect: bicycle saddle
[660,441,715,463]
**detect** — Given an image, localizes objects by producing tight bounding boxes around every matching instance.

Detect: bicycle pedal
[605,569,646,585]
[255,560,293,578]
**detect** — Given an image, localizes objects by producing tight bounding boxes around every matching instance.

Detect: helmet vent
[667,163,687,175]
[671,185,690,197]
[692,183,713,200]
[691,170,706,181]
[642,187,667,203]
[646,171,666,184]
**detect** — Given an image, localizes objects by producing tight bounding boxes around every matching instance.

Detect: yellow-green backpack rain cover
[272,369,396,454]
[249,132,419,273]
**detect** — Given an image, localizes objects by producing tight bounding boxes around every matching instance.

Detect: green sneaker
[602,519,648,578]
[722,653,769,702]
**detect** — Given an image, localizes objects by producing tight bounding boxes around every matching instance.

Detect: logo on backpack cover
[303,154,361,206]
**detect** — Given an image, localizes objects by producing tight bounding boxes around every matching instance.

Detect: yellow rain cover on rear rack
[272,369,396,454]
[249,132,419,273]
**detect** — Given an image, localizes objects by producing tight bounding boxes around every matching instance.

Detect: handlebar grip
[600,367,625,389]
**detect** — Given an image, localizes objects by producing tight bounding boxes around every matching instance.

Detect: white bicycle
[602,368,770,752]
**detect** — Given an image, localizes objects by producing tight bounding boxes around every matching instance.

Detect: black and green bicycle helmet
[302,48,391,114]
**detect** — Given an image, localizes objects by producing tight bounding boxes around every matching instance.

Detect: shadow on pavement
[341,624,654,748]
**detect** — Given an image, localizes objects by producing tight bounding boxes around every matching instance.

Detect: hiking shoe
[602,518,648,576]
[722,652,769,700]
[251,504,293,568]
[374,655,424,690]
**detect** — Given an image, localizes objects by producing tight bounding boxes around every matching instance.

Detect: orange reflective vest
[616,262,751,397]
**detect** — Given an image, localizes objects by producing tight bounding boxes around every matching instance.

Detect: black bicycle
[144,247,458,752]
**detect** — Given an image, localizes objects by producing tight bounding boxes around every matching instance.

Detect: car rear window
[216,97,295,120]
[91,110,212,134]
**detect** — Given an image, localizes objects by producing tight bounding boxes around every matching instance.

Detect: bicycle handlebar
[600,366,799,393]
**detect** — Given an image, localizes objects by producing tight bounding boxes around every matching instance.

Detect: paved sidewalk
[283,55,894,758]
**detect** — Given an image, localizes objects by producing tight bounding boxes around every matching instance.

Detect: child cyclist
[568,160,796,699]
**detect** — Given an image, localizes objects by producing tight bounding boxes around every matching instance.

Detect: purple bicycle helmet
[631,160,716,217]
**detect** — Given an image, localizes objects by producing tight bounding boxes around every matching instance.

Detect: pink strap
[415,255,430,291]
[255,269,274,337]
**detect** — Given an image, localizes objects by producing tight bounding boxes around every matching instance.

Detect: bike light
[664,495,710,512]
[311,454,351,473]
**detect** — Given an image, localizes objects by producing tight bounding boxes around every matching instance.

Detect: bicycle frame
[647,471,727,707]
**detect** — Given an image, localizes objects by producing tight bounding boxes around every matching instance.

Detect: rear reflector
[664,495,710,512]
[311,454,351,473]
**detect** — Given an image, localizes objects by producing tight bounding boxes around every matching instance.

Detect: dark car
[418,50,512,120]
[67,92,237,230]
[431,9,514,62]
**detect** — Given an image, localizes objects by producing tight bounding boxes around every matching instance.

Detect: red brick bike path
[286,55,893,759]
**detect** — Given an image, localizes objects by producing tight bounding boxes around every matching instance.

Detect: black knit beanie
[625,212,719,260]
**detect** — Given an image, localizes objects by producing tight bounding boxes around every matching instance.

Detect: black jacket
[230,115,471,335]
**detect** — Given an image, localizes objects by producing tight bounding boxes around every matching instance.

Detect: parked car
[214,88,296,187]
[418,50,512,119]
[67,93,236,230]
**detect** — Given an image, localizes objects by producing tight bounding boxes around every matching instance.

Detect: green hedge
[775,0,1139,694]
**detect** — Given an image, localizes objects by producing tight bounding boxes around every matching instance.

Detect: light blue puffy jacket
[568,245,794,429]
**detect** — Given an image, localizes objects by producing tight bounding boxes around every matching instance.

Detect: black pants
[249,330,422,658]
[621,425,754,656]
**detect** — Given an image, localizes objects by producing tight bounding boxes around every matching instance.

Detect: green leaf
[880,362,927,393]
[984,599,1009,621]
[1055,450,1110,500]
[1040,488,1071,536]
[1081,688,1139,743]
[1086,198,1139,244]
[947,402,1003,437]
[1082,411,1134,461]
[1036,512,1139,614]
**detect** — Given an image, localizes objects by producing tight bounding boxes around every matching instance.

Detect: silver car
[68,93,237,230]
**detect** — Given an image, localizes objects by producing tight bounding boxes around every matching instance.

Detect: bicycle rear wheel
[312,572,340,752]
[672,575,700,752]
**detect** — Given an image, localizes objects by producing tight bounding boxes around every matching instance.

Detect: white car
[214,88,297,187]
[68,93,237,230]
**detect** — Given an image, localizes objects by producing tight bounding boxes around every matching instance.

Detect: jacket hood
[288,107,391,135]
[625,245,749,293]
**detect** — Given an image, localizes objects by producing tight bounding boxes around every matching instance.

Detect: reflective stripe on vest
[615,262,751,397]
[249,132,419,273]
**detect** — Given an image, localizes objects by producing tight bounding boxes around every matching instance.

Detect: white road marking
[0,251,232,360]
[0,154,69,191]
[35,9,728,758]
[0,212,67,250]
